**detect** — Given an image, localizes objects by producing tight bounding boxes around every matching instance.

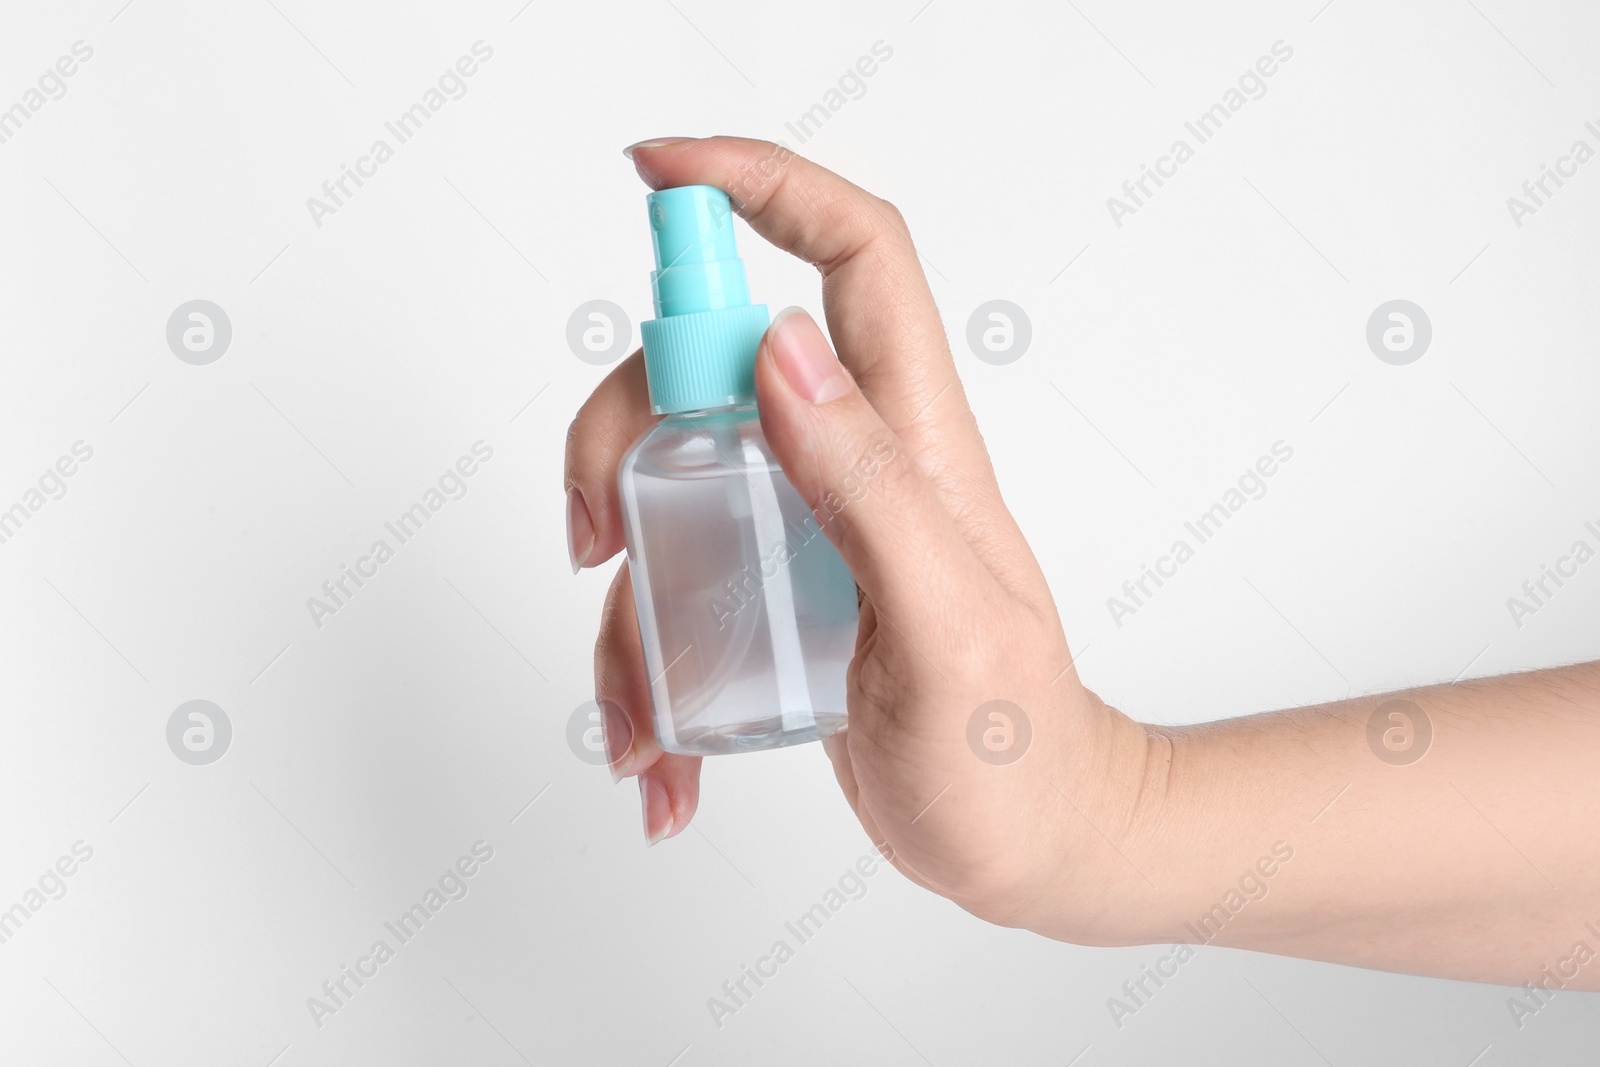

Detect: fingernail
[622,137,693,160]
[599,698,635,782]
[767,307,851,404]
[639,771,673,846]
[566,487,595,573]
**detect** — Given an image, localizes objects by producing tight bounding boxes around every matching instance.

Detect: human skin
[563,135,1600,989]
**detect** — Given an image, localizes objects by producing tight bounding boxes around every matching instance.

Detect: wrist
[1018,695,1194,946]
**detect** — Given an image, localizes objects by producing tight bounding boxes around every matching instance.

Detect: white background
[2,0,1597,1063]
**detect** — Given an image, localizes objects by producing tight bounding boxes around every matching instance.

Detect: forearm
[1107,661,1600,986]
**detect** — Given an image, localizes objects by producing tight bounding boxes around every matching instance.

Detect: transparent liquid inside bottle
[619,405,858,755]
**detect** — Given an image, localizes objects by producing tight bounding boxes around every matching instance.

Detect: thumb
[754,308,985,635]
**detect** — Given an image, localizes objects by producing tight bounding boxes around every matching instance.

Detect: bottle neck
[674,401,757,422]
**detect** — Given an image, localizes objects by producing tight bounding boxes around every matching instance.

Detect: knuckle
[742,156,795,226]
[593,568,635,667]
[729,141,798,213]
[871,196,910,237]
[564,399,619,485]
[822,427,901,511]
[562,415,588,484]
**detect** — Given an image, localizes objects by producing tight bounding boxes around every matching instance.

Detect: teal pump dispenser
[638,185,772,414]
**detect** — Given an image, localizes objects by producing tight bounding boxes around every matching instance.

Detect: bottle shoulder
[621,408,777,482]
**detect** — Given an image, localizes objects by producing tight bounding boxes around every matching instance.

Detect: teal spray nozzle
[639,185,771,415]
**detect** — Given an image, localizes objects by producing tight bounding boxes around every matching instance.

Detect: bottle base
[659,710,848,756]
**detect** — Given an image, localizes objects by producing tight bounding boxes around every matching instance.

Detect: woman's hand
[564,135,1158,937]
[569,138,1600,986]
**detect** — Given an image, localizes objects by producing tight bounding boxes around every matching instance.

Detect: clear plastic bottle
[618,186,858,755]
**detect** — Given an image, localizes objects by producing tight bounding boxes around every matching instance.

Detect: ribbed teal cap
[638,185,770,415]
